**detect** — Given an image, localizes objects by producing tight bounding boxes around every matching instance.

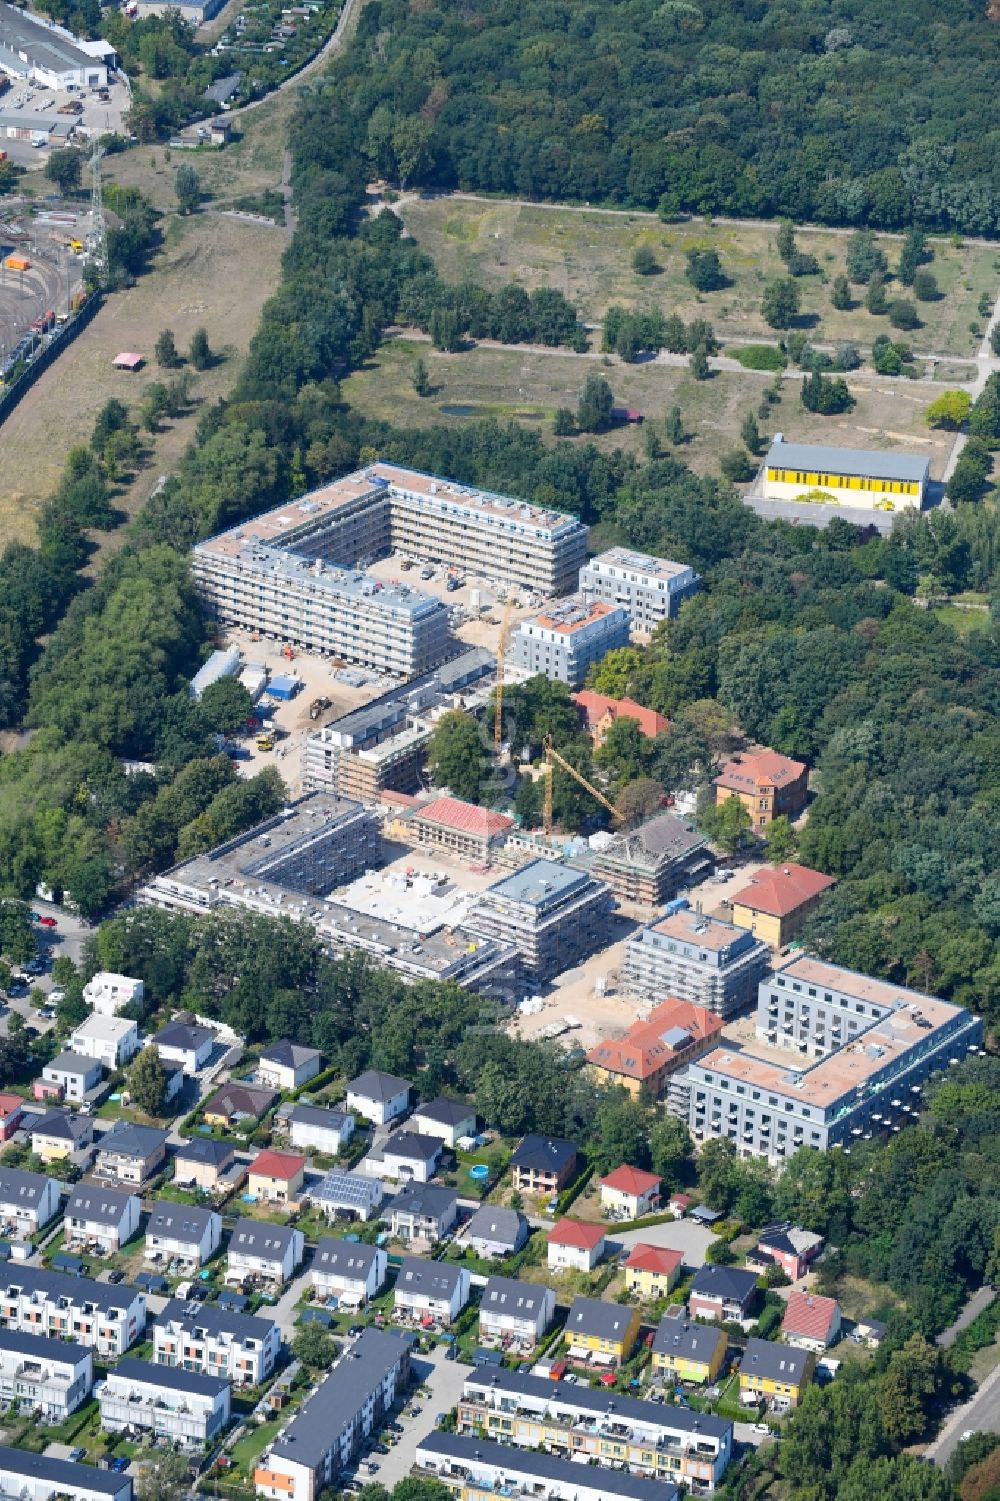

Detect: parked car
[366,1464,379,1475]
[110,1458,130,1474]
[372,1445,389,1456]
[108,1269,125,1284]
[68,1448,86,1463]
[38,915,58,928]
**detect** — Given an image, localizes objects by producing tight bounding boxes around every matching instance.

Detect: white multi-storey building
[64,1186,141,1253]
[0,1447,133,1501]
[153,1299,281,1387]
[99,1357,231,1446]
[0,1329,93,1420]
[579,547,700,633]
[227,1220,304,1287]
[83,972,144,1016]
[69,1014,141,1069]
[623,908,771,1020]
[507,596,631,688]
[312,1240,387,1306]
[478,1276,554,1350]
[0,1267,145,1356]
[146,1204,223,1269]
[415,1434,682,1501]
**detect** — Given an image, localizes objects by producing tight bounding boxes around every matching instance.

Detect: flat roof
[766,438,930,483]
[648,908,755,953]
[776,954,962,1022]
[0,1445,131,1499]
[0,2,102,72]
[528,596,623,635]
[110,1355,230,1397]
[587,546,695,581]
[484,858,593,908]
[71,1015,137,1042]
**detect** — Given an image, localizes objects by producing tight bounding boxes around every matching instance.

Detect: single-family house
[29,1108,94,1162]
[852,1317,886,1348]
[312,1239,387,1306]
[651,1309,727,1385]
[600,1165,661,1220]
[39,1051,102,1103]
[408,1097,477,1149]
[248,1150,306,1207]
[465,1205,529,1259]
[257,1040,322,1093]
[152,1020,214,1074]
[689,1265,760,1324]
[510,1135,580,1198]
[669,1193,692,1218]
[145,1204,223,1269]
[173,1138,237,1191]
[393,1256,470,1327]
[83,972,144,1016]
[386,1184,458,1243]
[547,1218,606,1274]
[565,1294,640,1366]
[64,1186,140,1253]
[95,1123,168,1185]
[286,1104,355,1157]
[781,1291,841,1352]
[738,1337,814,1410]
[0,1094,23,1143]
[479,1276,554,1351]
[310,1168,384,1223]
[69,1015,141,1070]
[748,1224,824,1282]
[345,1069,411,1126]
[0,1167,60,1236]
[624,1243,682,1299]
[203,1083,277,1130]
[227,1219,304,1287]
[379,1131,442,1184]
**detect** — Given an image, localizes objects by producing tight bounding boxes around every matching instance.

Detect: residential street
[926,1359,1000,1467]
[369,1348,469,1488]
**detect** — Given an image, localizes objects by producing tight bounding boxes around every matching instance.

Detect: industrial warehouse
[0,3,112,88]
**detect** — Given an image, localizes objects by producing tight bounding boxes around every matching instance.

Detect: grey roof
[45,1049,97,1076]
[203,69,240,103]
[269,1328,412,1468]
[388,1184,457,1222]
[111,1355,230,1398]
[154,1020,214,1051]
[261,1039,321,1069]
[739,1336,812,1385]
[205,1082,277,1119]
[29,1109,91,1143]
[155,1296,276,1343]
[310,1168,382,1210]
[413,1096,476,1127]
[691,1264,759,1305]
[481,1275,548,1317]
[288,1103,353,1132]
[623,811,705,860]
[229,1217,299,1258]
[0,1327,91,1364]
[652,1312,726,1364]
[348,1069,410,1103]
[0,1264,141,1315]
[0,3,102,73]
[463,1366,731,1443]
[175,1138,235,1168]
[147,1203,219,1241]
[66,1185,137,1225]
[0,1167,53,1208]
[98,1122,168,1159]
[0,1445,131,1500]
[765,437,930,483]
[511,1134,579,1174]
[486,858,593,908]
[383,1130,441,1163]
[395,1255,465,1298]
[416,1433,680,1501]
[468,1207,528,1250]
[314,1238,382,1277]
[566,1294,635,1342]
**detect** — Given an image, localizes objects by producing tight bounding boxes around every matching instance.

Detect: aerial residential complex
[191,465,588,677]
[507,596,631,687]
[623,908,771,1019]
[579,547,701,632]
[416,1433,680,1501]
[762,437,929,513]
[0,1448,133,1501]
[0,1330,93,1421]
[667,958,984,1162]
[0,1267,145,1357]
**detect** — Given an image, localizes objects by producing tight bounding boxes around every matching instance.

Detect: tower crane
[493,601,514,755]
[542,735,622,836]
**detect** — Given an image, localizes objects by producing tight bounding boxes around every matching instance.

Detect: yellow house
[763,438,928,512]
[651,1311,726,1385]
[565,1294,640,1366]
[729,863,836,950]
[738,1337,814,1409]
[29,1110,93,1163]
[247,1149,306,1207]
[623,1243,682,1299]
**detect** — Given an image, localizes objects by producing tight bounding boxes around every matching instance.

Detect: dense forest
[326,0,1000,234]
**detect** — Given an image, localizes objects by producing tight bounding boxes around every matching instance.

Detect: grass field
[0,210,285,545]
[395,196,999,360]
[342,337,955,480]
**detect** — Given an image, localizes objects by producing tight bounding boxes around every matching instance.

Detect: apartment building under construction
[623,908,771,1020]
[587,811,713,910]
[466,858,612,982]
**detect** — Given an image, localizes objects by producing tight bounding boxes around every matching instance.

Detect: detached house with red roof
[781,1291,841,1352]
[587,998,725,1099]
[624,1243,683,1299]
[547,1218,606,1273]
[731,864,835,949]
[713,750,808,832]
[572,691,671,749]
[600,1166,662,1221]
[0,1094,24,1143]
[402,795,514,864]
[247,1150,306,1208]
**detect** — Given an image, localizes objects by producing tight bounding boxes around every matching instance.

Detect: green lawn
[230,1418,283,1472]
[931,603,992,635]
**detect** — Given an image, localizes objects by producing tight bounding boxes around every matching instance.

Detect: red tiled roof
[415,795,513,840]
[670,1193,692,1208]
[625,1243,682,1276]
[572,691,670,740]
[549,1217,606,1249]
[250,1150,305,1180]
[586,999,725,1081]
[714,749,807,795]
[782,1290,839,1341]
[0,1094,22,1117]
[602,1165,661,1197]
[730,863,835,918]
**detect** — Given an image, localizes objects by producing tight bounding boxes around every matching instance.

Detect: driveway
[611,1218,718,1268]
[269,1263,314,1339]
[367,1347,468,1488]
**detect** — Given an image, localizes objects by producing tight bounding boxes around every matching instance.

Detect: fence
[0,293,103,426]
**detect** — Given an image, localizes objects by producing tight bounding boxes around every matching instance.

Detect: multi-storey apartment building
[587,810,712,911]
[467,859,611,983]
[99,1358,231,1445]
[713,749,808,832]
[416,1433,682,1501]
[455,1368,732,1492]
[254,1329,412,1501]
[578,547,700,633]
[153,1298,281,1387]
[623,909,771,1020]
[0,1267,145,1356]
[0,1329,93,1420]
[0,1447,133,1501]
[668,957,984,1163]
[507,596,630,687]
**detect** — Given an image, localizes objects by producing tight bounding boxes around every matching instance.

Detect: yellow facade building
[738,1338,814,1409]
[763,438,928,513]
[565,1295,640,1366]
[729,863,836,950]
[651,1311,727,1385]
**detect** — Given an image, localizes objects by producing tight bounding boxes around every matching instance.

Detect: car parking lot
[362,1347,469,1489]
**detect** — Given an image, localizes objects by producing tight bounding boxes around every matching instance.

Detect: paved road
[926,1358,1000,1467]
[938,1287,995,1349]
[369,1348,469,1488]
[270,1261,314,1338]
[611,1217,718,1268]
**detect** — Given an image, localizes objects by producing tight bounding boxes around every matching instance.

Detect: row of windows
[699,1078,813,1117]
[767,467,920,495]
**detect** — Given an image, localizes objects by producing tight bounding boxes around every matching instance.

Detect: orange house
[572,690,670,748]
[713,750,808,831]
